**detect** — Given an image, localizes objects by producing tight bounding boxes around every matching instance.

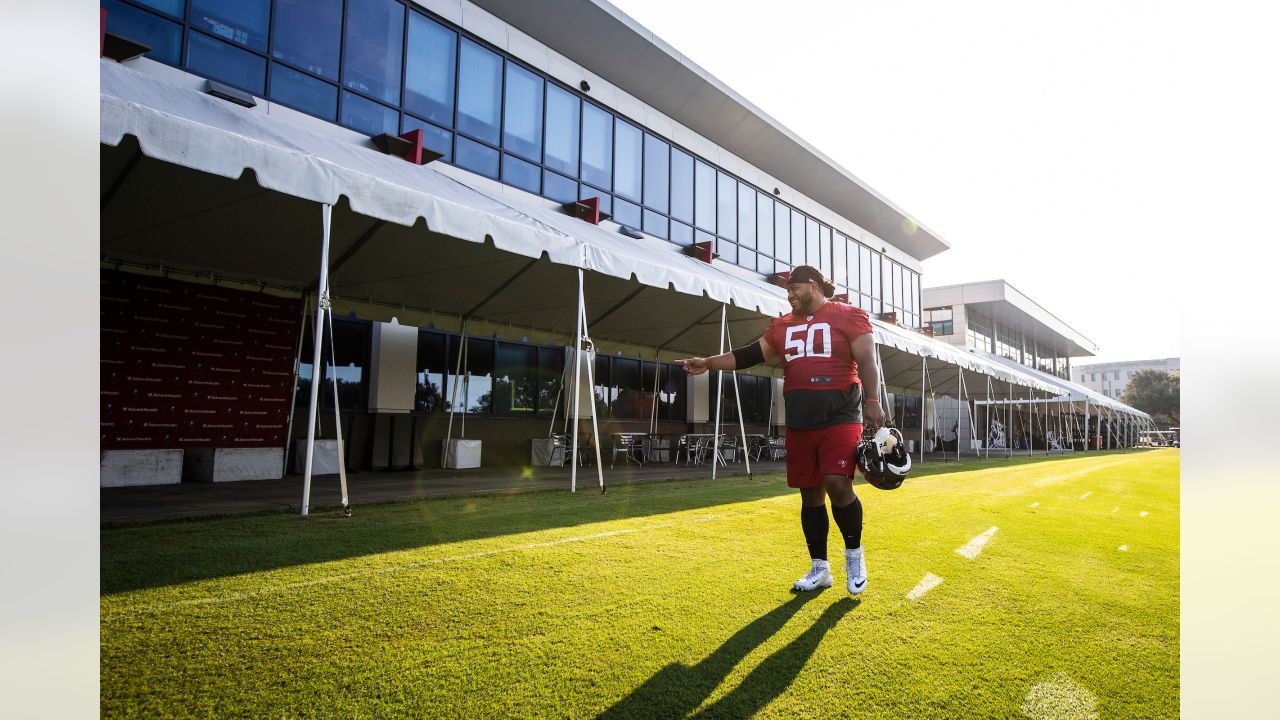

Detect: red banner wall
[100,270,302,449]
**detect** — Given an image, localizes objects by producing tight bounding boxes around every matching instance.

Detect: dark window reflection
[581,103,613,190]
[272,0,342,80]
[187,31,266,94]
[404,12,456,126]
[340,91,398,136]
[457,39,502,144]
[503,62,543,161]
[103,0,183,65]
[544,85,580,177]
[414,331,446,413]
[342,0,404,105]
[270,63,337,120]
[296,317,371,412]
[190,0,269,52]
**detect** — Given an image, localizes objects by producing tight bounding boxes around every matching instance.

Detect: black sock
[801,505,829,561]
[831,496,863,550]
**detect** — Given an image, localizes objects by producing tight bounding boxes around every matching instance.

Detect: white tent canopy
[980,352,1151,419]
[101,59,1065,404]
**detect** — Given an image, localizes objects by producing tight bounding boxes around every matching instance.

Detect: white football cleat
[845,547,868,594]
[793,559,833,592]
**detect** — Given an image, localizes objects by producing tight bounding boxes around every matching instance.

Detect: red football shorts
[784,423,864,488]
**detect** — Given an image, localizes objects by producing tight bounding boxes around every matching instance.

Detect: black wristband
[731,342,765,368]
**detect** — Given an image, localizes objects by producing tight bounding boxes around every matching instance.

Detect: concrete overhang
[922,280,1098,358]
[469,0,951,263]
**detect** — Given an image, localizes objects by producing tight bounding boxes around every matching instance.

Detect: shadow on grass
[598,593,858,719]
[101,450,1149,596]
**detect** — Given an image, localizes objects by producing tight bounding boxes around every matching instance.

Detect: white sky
[606,0,1273,365]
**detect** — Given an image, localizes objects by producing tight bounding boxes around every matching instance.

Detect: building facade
[100,0,964,485]
[1073,358,1180,400]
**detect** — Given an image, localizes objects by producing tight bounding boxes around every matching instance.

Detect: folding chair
[610,434,645,469]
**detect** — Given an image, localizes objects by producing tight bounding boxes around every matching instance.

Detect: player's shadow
[597,593,858,719]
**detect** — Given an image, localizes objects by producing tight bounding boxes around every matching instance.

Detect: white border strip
[906,573,944,601]
[955,526,998,559]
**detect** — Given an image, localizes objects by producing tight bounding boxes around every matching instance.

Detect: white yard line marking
[906,573,944,601]
[1078,492,1091,500]
[1139,511,1149,517]
[1119,545,1129,551]
[1022,672,1099,720]
[106,515,722,618]
[955,526,998,559]
[1029,502,1040,508]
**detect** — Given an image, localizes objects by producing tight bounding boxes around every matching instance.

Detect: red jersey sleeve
[762,315,787,358]
[843,306,873,339]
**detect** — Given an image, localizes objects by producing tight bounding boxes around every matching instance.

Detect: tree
[1120,370,1179,428]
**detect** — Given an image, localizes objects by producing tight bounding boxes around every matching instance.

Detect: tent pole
[724,313,751,479]
[283,295,311,477]
[920,357,926,464]
[955,367,963,462]
[325,309,350,515]
[985,374,993,459]
[443,319,466,469]
[570,270,584,492]
[577,275,606,491]
[301,203,333,518]
[711,304,726,479]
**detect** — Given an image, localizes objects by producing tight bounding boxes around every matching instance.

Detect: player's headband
[788,265,835,298]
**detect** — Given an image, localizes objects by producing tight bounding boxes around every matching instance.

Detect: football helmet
[857,427,911,490]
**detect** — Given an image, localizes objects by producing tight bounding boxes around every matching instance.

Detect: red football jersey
[762,301,873,428]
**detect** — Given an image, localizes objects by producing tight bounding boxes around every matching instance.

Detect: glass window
[404,12,456,126]
[297,318,370,412]
[859,246,871,295]
[643,135,669,213]
[445,337,494,414]
[593,355,611,418]
[671,221,693,246]
[833,233,847,289]
[503,63,543,161]
[737,183,755,250]
[342,0,404,105]
[756,193,773,258]
[186,31,266,95]
[542,170,578,204]
[774,202,790,263]
[132,0,184,17]
[847,239,859,293]
[610,358,643,418]
[696,230,716,254]
[806,218,820,271]
[581,188,610,216]
[544,85,579,177]
[104,0,183,65]
[614,120,642,202]
[694,161,715,231]
[613,198,641,229]
[870,253,881,313]
[270,63,337,120]
[819,226,832,279]
[502,154,540,194]
[536,347,564,416]
[494,343,537,416]
[581,103,612,190]
[718,240,738,264]
[670,149,693,223]
[455,136,500,178]
[791,210,806,266]
[272,0,341,80]
[401,116,453,162]
[643,211,668,240]
[657,363,685,420]
[414,331,447,414]
[340,91,398,136]
[757,253,774,274]
[457,39,502,144]
[190,0,269,52]
[716,172,736,241]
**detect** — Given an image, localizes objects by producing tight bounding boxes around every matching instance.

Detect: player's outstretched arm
[676,338,774,376]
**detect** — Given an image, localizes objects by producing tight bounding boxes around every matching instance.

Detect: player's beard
[790,286,820,315]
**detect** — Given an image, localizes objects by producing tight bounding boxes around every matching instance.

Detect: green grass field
[101,449,1179,719]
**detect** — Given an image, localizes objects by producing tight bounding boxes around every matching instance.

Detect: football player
[678,265,883,594]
